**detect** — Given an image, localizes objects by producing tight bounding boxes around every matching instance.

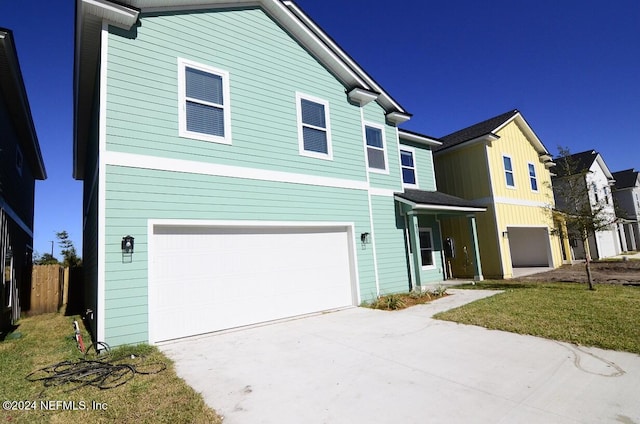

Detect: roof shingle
[434,109,518,152]
[395,189,486,210]
[612,169,639,190]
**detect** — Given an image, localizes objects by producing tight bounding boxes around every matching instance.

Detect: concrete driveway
[160,289,640,424]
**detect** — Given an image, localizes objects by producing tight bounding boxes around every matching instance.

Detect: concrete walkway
[160,289,640,424]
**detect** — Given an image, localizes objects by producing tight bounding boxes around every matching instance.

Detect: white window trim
[418,227,436,270]
[364,121,389,174]
[527,162,538,192]
[502,154,516,189]
[178,57,232,145]
[400,146,418,188]
[295,92,333,160]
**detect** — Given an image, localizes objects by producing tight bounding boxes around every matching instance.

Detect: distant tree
[552,147,618,290]
[56,231,82,268]
[33,252,59,265]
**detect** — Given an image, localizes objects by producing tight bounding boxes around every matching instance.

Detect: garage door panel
[508,227,550,267]
[150,225,354,342]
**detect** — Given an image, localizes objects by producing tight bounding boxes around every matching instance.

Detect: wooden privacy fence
[30,265,67,314]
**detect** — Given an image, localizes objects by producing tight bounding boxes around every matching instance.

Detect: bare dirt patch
[516,260,640,285]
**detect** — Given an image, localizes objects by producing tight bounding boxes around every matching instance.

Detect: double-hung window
[419,228,435,268]
[178,58,231,144]
[400,148,417,187]
[296,93,332,159]
[528,163,538,191]
[365,123,387,172]
[503,155,515,188]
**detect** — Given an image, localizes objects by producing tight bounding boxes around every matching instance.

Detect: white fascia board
[433,134,498,156]
[392,195,486,213]
[594,154,615,181]
[393,196,416,208]
[74,0,139,179]
[414,204,486,213]
[103,0,410,119]
[281,0,407,114]
[82,0,140,30]
[509,113,551,156]
[398,130,442,147]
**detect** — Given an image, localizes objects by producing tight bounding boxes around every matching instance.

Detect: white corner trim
[104,150,369,191]
[97,22,109,344]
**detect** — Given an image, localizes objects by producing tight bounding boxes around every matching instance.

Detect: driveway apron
[159,289,640,424]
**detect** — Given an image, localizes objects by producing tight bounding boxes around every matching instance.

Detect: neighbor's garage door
[149,224,355,342]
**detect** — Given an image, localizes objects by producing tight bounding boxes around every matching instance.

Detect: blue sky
[1,0,639,259]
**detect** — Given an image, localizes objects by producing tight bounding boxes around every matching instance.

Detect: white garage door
[595,228,620,259]
[507,227,551,267]
[149,224,355,342]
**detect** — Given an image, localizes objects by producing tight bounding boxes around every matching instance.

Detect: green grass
[0,313,222,423]
[436,281,640,354]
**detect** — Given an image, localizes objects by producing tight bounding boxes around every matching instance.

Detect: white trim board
[104,150,368,191]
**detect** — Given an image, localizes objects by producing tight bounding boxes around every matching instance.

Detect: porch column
[618,223,628,252]
[629,223,638,251]
[407,212,423,289]
[467,215,483,281]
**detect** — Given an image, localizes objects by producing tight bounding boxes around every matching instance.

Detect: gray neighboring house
[0,28,47,334]
[552,150,621,260]
[611,169,640,252]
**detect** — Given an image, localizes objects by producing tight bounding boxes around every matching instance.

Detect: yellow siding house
[433,110,570,279]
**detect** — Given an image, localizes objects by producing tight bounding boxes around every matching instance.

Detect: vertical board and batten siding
[439,206,502,279]
[370,195,409,295]
[488,122,554,204]
[106,8,366,183]
[434,142,491,201]
[103,166,376,345]
[487,121,563,273]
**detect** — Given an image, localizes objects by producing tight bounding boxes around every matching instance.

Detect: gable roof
[0,28,46,180]
[612,169,639,190]
[434,109,551,158]
[552,150,615,182]
[74,0,411,179]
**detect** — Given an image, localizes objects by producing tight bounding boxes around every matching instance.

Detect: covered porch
[395,190,486,291]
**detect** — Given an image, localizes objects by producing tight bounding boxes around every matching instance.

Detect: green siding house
[74,0,484,346]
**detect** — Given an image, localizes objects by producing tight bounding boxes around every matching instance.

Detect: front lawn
[435,281,640,354]
[0,313,222,423]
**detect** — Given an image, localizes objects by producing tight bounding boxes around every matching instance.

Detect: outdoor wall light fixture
[121,235,134,253]
[360,232,371,245]
[121,235,134,263]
